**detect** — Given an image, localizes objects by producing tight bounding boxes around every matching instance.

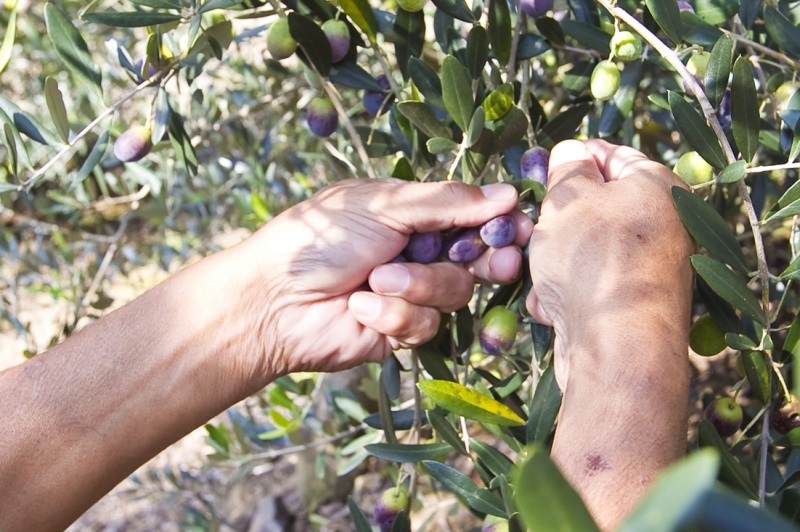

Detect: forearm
[552,305,691,530]
[0,243,275,531]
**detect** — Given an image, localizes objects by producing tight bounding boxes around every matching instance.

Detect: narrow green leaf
[764,179,800,222]
[44,77,69,143]
[46,3,103,99]
[83,11,183,28]
[0,107,30,170]
[526,365,562,444]
[513,445,600,532]
[725,333,757,350]
[428,408,467,454]
[536,103,591,150]
[338,0,379,43]
[764,6,800,58]
[74,130,109,186]
[620,449,720,532]
[418,380,525,426]
[430,0,474,23]
[378,380,398,445]
[151,88,170,146]
[697,419,759,499]
[3,123,17,176]
[397,101,450,139]
[0,95,60,146]
[668,91,727,169]
[348,497,373,532]
[691,255,765,325]
[515,33,550,60]
[488,0,511,67]
[491,106,528,152]
[560,20,610,54]
[440,55,474,132]
[466,26,489,79]
[288,13,332,77]
[468,107,485,147]
[0,7,16,74]
[366,442,452,462]
[424,460,507,517]
[426,137,458,154]
[784,314,800,360]
[680,11,722,46]
[482,83,514,121]
[717,160,746,183]
[742,350,769,405]
[381,354,402,401]
[132,0,182,8]
[394,8,424,79]
[330,61,384,91]
[690,487,800,531]
[705,35,732,109]
[645,0,682,43]
[409,57,445,109]
[731,57,759,162]
[471,439,513,478]
[198,0,243,14]
[780,255,800,281]
[693,0,738,25]
[671,187,748,272]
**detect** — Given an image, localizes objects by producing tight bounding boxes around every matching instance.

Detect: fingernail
[349,292,382,319]
[488,247,521,281]
[371,264,410,295]
[480,183,516,202]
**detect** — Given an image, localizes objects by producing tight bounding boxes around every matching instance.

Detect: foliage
[4,0,800,528]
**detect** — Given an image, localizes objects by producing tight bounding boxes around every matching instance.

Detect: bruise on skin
[585,452,611,476]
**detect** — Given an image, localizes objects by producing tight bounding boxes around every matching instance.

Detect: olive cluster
[265,17,395,138]
[589,30,644,102]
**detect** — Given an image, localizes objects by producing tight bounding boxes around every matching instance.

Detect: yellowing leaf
[418,379,524,426]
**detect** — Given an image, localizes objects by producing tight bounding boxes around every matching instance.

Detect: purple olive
[307,97,338,137]
[480,306,518,355]
[480,215,516,248]
[114,125,153,163]
[363,75,394,116]
[677,0,695,12]
[717,88,732,129]
[445,227,487,263]
[403,231,442,264]
[374,487,407,532]
[773,395,800,435]
[519,0,553,18]
[520,146,550,186]
[322,19,350,64]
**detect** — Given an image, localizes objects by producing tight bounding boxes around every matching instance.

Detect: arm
[526,140,694,530]
[0,179,531,531]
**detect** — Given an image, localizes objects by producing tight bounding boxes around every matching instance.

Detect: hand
[525,139,694,388]
[238,178,532,378]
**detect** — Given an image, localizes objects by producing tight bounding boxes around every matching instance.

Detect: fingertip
[512,210,534,247]
[548,140,604,188]
[468,246,523,284]
[550,140,593,170]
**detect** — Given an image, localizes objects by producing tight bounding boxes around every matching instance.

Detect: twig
[238,423,367,465]
[759,407,770,505]
[506,10,527,78]
[0,205,119,243]
[747,162,800,174]
[447,137,469,181]
[79,218,128,310]
[721,29,800,70]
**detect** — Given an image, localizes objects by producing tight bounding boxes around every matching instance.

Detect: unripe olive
[397,0,428,13]
[610,31,643,62]
[520,146,550,186]
[775,81,799,114]
[307,97,338,137]
[266,18,297,61]
[673,151,713,185]
[686,52,710,81]
[321,19,350,64]
[113,125,153,163]
[374,487,408,532]
[590,60,620,101]
[480,306,518,355]
[704,397,742,437]
[519,0,553,18]
[689,313,726,356]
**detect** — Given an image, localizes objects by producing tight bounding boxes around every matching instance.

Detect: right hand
[525,139,694,388]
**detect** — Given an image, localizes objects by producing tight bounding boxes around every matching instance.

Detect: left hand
[235,178,532,378]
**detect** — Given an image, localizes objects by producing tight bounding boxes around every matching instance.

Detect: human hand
[236,178,532,379]
[525,139,694,388]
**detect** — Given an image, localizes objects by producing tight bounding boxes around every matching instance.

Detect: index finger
[583,139,669,183]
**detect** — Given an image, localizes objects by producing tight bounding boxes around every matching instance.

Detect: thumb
[382,181,518,233]
[547,140,605,190]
